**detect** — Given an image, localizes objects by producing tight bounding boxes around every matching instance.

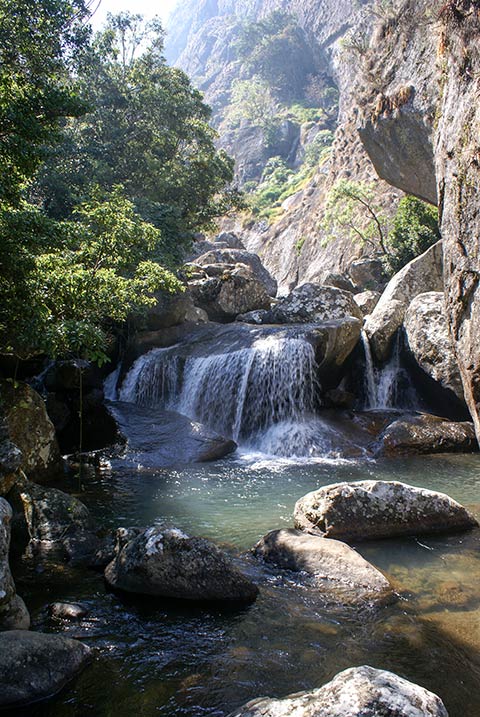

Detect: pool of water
[10,451,480,717]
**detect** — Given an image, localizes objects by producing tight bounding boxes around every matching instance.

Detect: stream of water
[10,326,480,716]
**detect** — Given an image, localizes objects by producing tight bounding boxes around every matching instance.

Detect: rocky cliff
[354,0,480,440]
[166,0,400,294]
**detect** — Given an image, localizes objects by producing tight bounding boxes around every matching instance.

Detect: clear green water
[10,451,480,717]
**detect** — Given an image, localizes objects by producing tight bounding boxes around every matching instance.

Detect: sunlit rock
[376,414,477,457]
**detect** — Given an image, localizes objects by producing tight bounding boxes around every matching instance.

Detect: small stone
[49,602,89,620]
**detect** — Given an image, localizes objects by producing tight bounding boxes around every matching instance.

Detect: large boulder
[353,290,381,316]
[270,283,363,324]
[404,292,465,404]
[0,423,22,496]
[188,265,271,321]
[348,258,387,292]
[0,630,91,708]
[228,665,448,717]
[144,289,194,331]
[108,403,237,466]
[0,381,62,482]
[8,479,99,562]
[0,498,30,630]
[195,248,277,297]
[375,414,477,457]
[364,242,443,361]
[294,480,478,541]
[253,529,395,606]
[105,525,259,604]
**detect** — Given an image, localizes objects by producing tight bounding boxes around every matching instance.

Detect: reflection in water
[10,453,480,717]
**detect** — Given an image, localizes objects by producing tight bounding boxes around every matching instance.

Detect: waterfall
[361,330,377,409]
[361,331,416,410]
[119,335,320,442]
[104,363,122,401]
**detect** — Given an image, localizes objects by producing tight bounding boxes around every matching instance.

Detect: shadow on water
[6,451,480,717]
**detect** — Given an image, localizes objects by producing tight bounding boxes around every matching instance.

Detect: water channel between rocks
[10,451,480,717]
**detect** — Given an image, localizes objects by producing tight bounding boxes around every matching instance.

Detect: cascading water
[361,330,418,410]
[119,335,321,446]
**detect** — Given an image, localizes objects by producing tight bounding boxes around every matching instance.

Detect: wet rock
[0,380,62,482]
[228,665,448,716]
[195,248,277,296]
[0,630,91,709]
[404,292,465,404]
[294,480,478,541]
[253,529,395,606]
[364,242,443,361]
[188,265,271,321]
[49,602,89,620]
[44,359,103,392]
[325,388,356,409]
[348,258,387,292]
[236,309,272,325]
[0,498,30,630]
[105,526,258,604]
[8,479,99,563]
[271,283,363,324]
[353,290,381,316]
[0,424,22,496]
[108,403,237,466]
[376,414,477,457]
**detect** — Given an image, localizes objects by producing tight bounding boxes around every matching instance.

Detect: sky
[88,0,177,31]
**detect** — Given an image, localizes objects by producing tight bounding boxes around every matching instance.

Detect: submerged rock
[49,602,89,620]
[228,665,448,716]
[253,529,395,606]
[376,414,477,456]
[105,526,258,604]
[8,479,98,563]
[0,630,91,709]
[294,480,478,541]
[0,498,30,630]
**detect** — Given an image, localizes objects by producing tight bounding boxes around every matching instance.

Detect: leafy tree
[226,77,278,143]
[36,13,237,262]
[322,180,389,255]
[0,0,91,203]
[384,196,440,275]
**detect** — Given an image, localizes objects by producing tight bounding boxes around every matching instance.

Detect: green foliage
[384,196,440,275]
[322,180,389,254]
[0,0,91,203]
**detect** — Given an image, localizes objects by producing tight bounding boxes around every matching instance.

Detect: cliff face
[166,0,400,294]
[355,0,480,440]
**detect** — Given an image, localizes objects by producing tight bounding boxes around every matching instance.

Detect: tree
[36,13,237,262]
[384,196,440,275]
[322,180,389,255]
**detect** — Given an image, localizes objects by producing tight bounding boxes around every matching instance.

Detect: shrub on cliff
[384,196,440,275]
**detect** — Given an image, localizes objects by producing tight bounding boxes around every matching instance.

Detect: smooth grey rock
[364,242,443,361]
[376,414,477,457]
[0,630,91,708]
[0,498,30,630]
[195,248,277,297]
[271,283,363,324]
[228,665,448,717]
[8,479,98,563]
[188,265,271,321]
[105,526,258,604]
[49,602,89,620]
[353,290,381,316]
[0,380,62,482]
[294,480,478,541]
[253,529,395,606]
[404,292,465,403]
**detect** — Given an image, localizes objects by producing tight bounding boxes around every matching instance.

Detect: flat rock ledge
[227,665,448,717]
[105,526,259,604]
[294,480,478,542]
[253,529,395,606]
[0,630,91,709]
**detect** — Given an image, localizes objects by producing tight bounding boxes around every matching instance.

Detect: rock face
[9,479,98,562]
[364,242,443,361]
[0,630,91,709]
[105,526,259,604]
[294,480,478,541]
[253,529,395,606]
[188,265,271,321]
[0,498,30,630]
[376,414,477,457]
[404,292,465,403]
[194,248,278,297]
[227,665,448,717]
[0,380,62,482]
[270,283,363,324]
